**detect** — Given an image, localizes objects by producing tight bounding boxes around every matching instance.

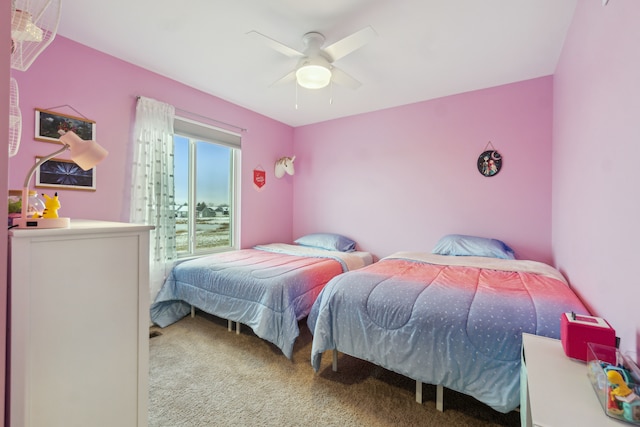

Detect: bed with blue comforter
[308,251,588,413]
[151,243,372,359]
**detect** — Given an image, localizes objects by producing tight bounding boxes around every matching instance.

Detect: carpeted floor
[149,312,521,426]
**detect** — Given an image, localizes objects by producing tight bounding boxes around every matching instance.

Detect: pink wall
[293,77,554,263]
[1,1,10,422]
[553,0,640,357]
[9,36,295,248]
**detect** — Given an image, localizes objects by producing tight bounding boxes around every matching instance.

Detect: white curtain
[130,96,177,302]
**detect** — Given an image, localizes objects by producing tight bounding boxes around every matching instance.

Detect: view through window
[173,131,237,256]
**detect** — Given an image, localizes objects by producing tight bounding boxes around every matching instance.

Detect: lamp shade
[296,64,332,89]
[59,130,108,170]
[13,130,108,229]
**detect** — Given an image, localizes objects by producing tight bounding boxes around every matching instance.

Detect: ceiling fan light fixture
[296,64,332,89]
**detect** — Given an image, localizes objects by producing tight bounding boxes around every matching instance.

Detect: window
[173,117,240,257]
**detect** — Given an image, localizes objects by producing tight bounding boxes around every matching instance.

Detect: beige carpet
[149,312,521,427]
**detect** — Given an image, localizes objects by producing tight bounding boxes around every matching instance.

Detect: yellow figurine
[608,370,633,397]
[35,192,61,219]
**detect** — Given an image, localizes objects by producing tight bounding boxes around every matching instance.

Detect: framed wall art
[477,141,502,177]
[35,108,96,143]
[35,157,97,191]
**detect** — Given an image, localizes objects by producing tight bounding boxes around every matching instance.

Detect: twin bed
[307,235,588,413]
[151,233,373,359]
[151,233,588,414]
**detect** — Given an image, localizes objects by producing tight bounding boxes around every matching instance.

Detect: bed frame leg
[436,384,444,412]
[190,305,195,318]
[416,381,423,404]
[332,349,338,372]
[226,320,241,334]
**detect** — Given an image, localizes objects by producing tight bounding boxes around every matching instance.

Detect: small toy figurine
[34,192,61,219]
[608,370,634,397]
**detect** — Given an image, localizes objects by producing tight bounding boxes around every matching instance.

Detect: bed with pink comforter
[151,243,372,359]
[308,252,588,412]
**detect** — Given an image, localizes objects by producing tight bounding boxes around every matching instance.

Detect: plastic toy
[609,370,634,397]
[623,398,640,422]
[608,392,624,415]
[605,369,640,421]
[35,192,61,219]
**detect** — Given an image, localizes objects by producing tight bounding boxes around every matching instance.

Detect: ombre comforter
[151,244,372,359]
[308,252,588,413]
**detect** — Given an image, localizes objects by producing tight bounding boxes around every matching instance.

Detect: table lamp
[12,130,108,229]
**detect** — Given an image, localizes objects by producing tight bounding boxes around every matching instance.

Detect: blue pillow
[294,233,357,252]
[431,234,515,260]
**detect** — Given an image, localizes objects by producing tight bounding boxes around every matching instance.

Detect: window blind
[174,116,241,149]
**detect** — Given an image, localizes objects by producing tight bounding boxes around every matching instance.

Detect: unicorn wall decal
[274,155,295,178]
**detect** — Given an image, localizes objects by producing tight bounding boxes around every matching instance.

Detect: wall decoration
[35,108,96,143]
[253,166,266,191]
[35,157,96,191]
[275,155,295,178]
[477,142,502,177]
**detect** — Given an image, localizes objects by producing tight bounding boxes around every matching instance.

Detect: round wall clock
[477,150,502,177]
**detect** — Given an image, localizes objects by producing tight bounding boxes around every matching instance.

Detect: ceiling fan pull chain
[295,82,299,110]
[329,80,333,105]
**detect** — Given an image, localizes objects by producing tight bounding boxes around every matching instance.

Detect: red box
[560,312,616,361]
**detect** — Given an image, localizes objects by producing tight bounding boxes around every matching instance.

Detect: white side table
[521,333,628,426]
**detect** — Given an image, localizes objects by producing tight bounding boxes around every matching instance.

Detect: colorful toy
[609,370,634,397]
[623,398,640,422]
[34,192,61,219]
[608,391,624,415]
[605,369,640,421]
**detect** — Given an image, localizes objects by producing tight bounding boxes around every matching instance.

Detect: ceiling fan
[247,26,377,90]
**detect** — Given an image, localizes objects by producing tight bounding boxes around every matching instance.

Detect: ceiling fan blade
[269,70,296,87]
[330,67,362,90]
[323,26,377,62]
[247,30,304,58]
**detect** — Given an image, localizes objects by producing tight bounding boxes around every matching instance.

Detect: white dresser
[8,220,152,427]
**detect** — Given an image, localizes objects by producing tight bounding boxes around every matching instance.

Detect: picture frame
[477,149,503,177]
[35,157,97,191]
[35,108,96,143]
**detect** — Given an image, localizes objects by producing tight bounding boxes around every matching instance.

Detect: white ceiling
[57,0,578,127]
